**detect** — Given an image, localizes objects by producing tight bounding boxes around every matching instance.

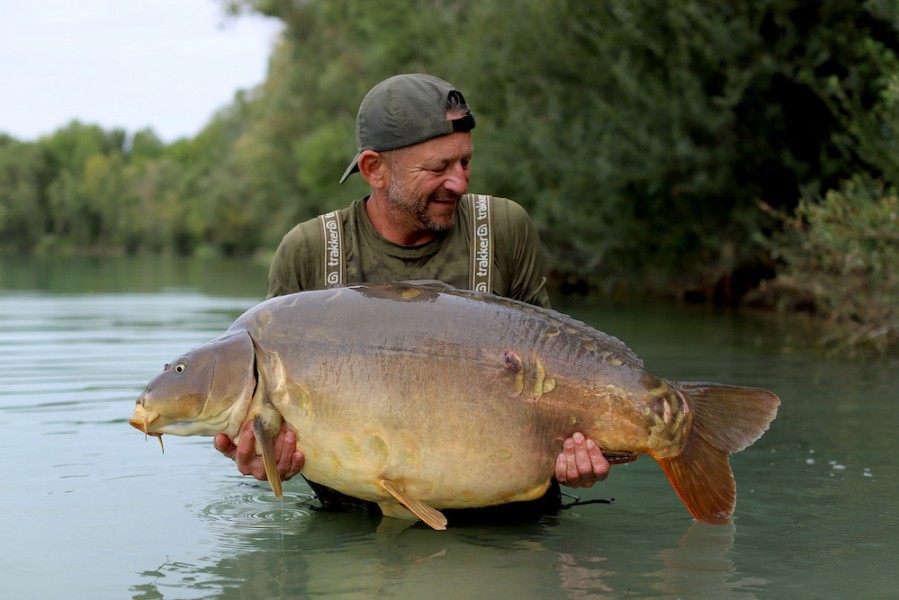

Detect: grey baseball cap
[339,74,476,183]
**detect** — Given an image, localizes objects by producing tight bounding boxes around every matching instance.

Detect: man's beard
[386,177,460,234]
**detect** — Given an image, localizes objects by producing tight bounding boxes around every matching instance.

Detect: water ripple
[197,491,313,528]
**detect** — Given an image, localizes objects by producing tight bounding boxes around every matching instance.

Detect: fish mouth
[129,403,165,453]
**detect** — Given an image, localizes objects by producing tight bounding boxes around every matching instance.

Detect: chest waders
[317,194,494,291]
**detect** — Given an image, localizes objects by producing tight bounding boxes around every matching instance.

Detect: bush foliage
[2,0,899,351]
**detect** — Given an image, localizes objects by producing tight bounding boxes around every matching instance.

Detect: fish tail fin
[658,383,780,524]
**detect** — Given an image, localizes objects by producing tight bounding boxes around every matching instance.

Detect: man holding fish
[213,73,610,516]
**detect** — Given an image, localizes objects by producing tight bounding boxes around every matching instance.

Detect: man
[214,74,609,518]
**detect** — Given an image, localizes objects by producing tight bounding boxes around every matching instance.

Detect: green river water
[1,256,896,599]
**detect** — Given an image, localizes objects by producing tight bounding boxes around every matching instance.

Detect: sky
[0,0,283,142]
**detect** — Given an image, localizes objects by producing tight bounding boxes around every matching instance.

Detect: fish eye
[174,363,186,374]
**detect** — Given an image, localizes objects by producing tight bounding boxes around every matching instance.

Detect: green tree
[768,176,899,352]
[219,0,899,302]
[0,135,44,252]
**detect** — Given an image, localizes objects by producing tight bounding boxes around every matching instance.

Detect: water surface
[1,256,896,599]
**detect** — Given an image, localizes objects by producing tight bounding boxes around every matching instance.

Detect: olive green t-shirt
[266,194,550,308]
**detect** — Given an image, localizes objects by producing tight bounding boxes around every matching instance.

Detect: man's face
[384,131,473,234]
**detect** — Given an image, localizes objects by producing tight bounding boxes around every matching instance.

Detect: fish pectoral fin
[253,405,284,499]
[379,479,447,531]
[602,450,638,465]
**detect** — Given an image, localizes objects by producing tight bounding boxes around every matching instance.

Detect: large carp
[130,282,779,530]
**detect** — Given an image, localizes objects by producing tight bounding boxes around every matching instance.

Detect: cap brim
[339,152,361,184]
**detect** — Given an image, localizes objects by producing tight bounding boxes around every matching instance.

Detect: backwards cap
[339,74,476,183]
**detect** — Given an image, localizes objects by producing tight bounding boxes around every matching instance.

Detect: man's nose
[443,163,470,195]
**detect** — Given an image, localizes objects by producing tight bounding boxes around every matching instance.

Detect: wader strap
[319,210,345,288]
[469,194,493,293]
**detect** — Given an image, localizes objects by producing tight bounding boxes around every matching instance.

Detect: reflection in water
[130,488,771,599]
[132,487,610,598]
[651,522,766,599]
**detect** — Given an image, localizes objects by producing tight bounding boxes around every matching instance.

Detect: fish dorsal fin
[401,279,458,290]
[379,479,448,530]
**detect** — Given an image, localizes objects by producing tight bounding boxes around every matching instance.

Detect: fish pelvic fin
[379,479,448,531]
[253,402,285,499]
[659,383,780,524]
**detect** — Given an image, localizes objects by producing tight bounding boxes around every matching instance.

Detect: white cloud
[0,0,282,141]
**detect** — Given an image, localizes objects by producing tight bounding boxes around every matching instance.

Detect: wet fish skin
[130,282,779,530]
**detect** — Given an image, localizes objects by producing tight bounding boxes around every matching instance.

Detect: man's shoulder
[277,217,323,255]
[462,194,535,240]
[279,201,359,249]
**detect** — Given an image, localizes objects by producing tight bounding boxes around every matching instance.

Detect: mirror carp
[130,282,779,530]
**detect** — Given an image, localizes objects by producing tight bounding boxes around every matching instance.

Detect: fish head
[130,329,256,438]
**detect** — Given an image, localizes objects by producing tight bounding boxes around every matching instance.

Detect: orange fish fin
[680,382,780,454]
[379,479,447,530]
[658,439,735,524]
[602,450,638,465]
[658,383,779,524]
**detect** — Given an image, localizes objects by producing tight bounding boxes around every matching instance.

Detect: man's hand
[555,432,610,488]
[213,421,305,482]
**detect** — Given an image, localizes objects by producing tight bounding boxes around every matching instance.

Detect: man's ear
[358,150,388,190]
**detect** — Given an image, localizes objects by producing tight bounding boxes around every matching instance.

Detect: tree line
[1,0,896,351]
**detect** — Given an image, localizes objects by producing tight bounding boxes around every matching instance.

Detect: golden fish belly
[267,348,570,508]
